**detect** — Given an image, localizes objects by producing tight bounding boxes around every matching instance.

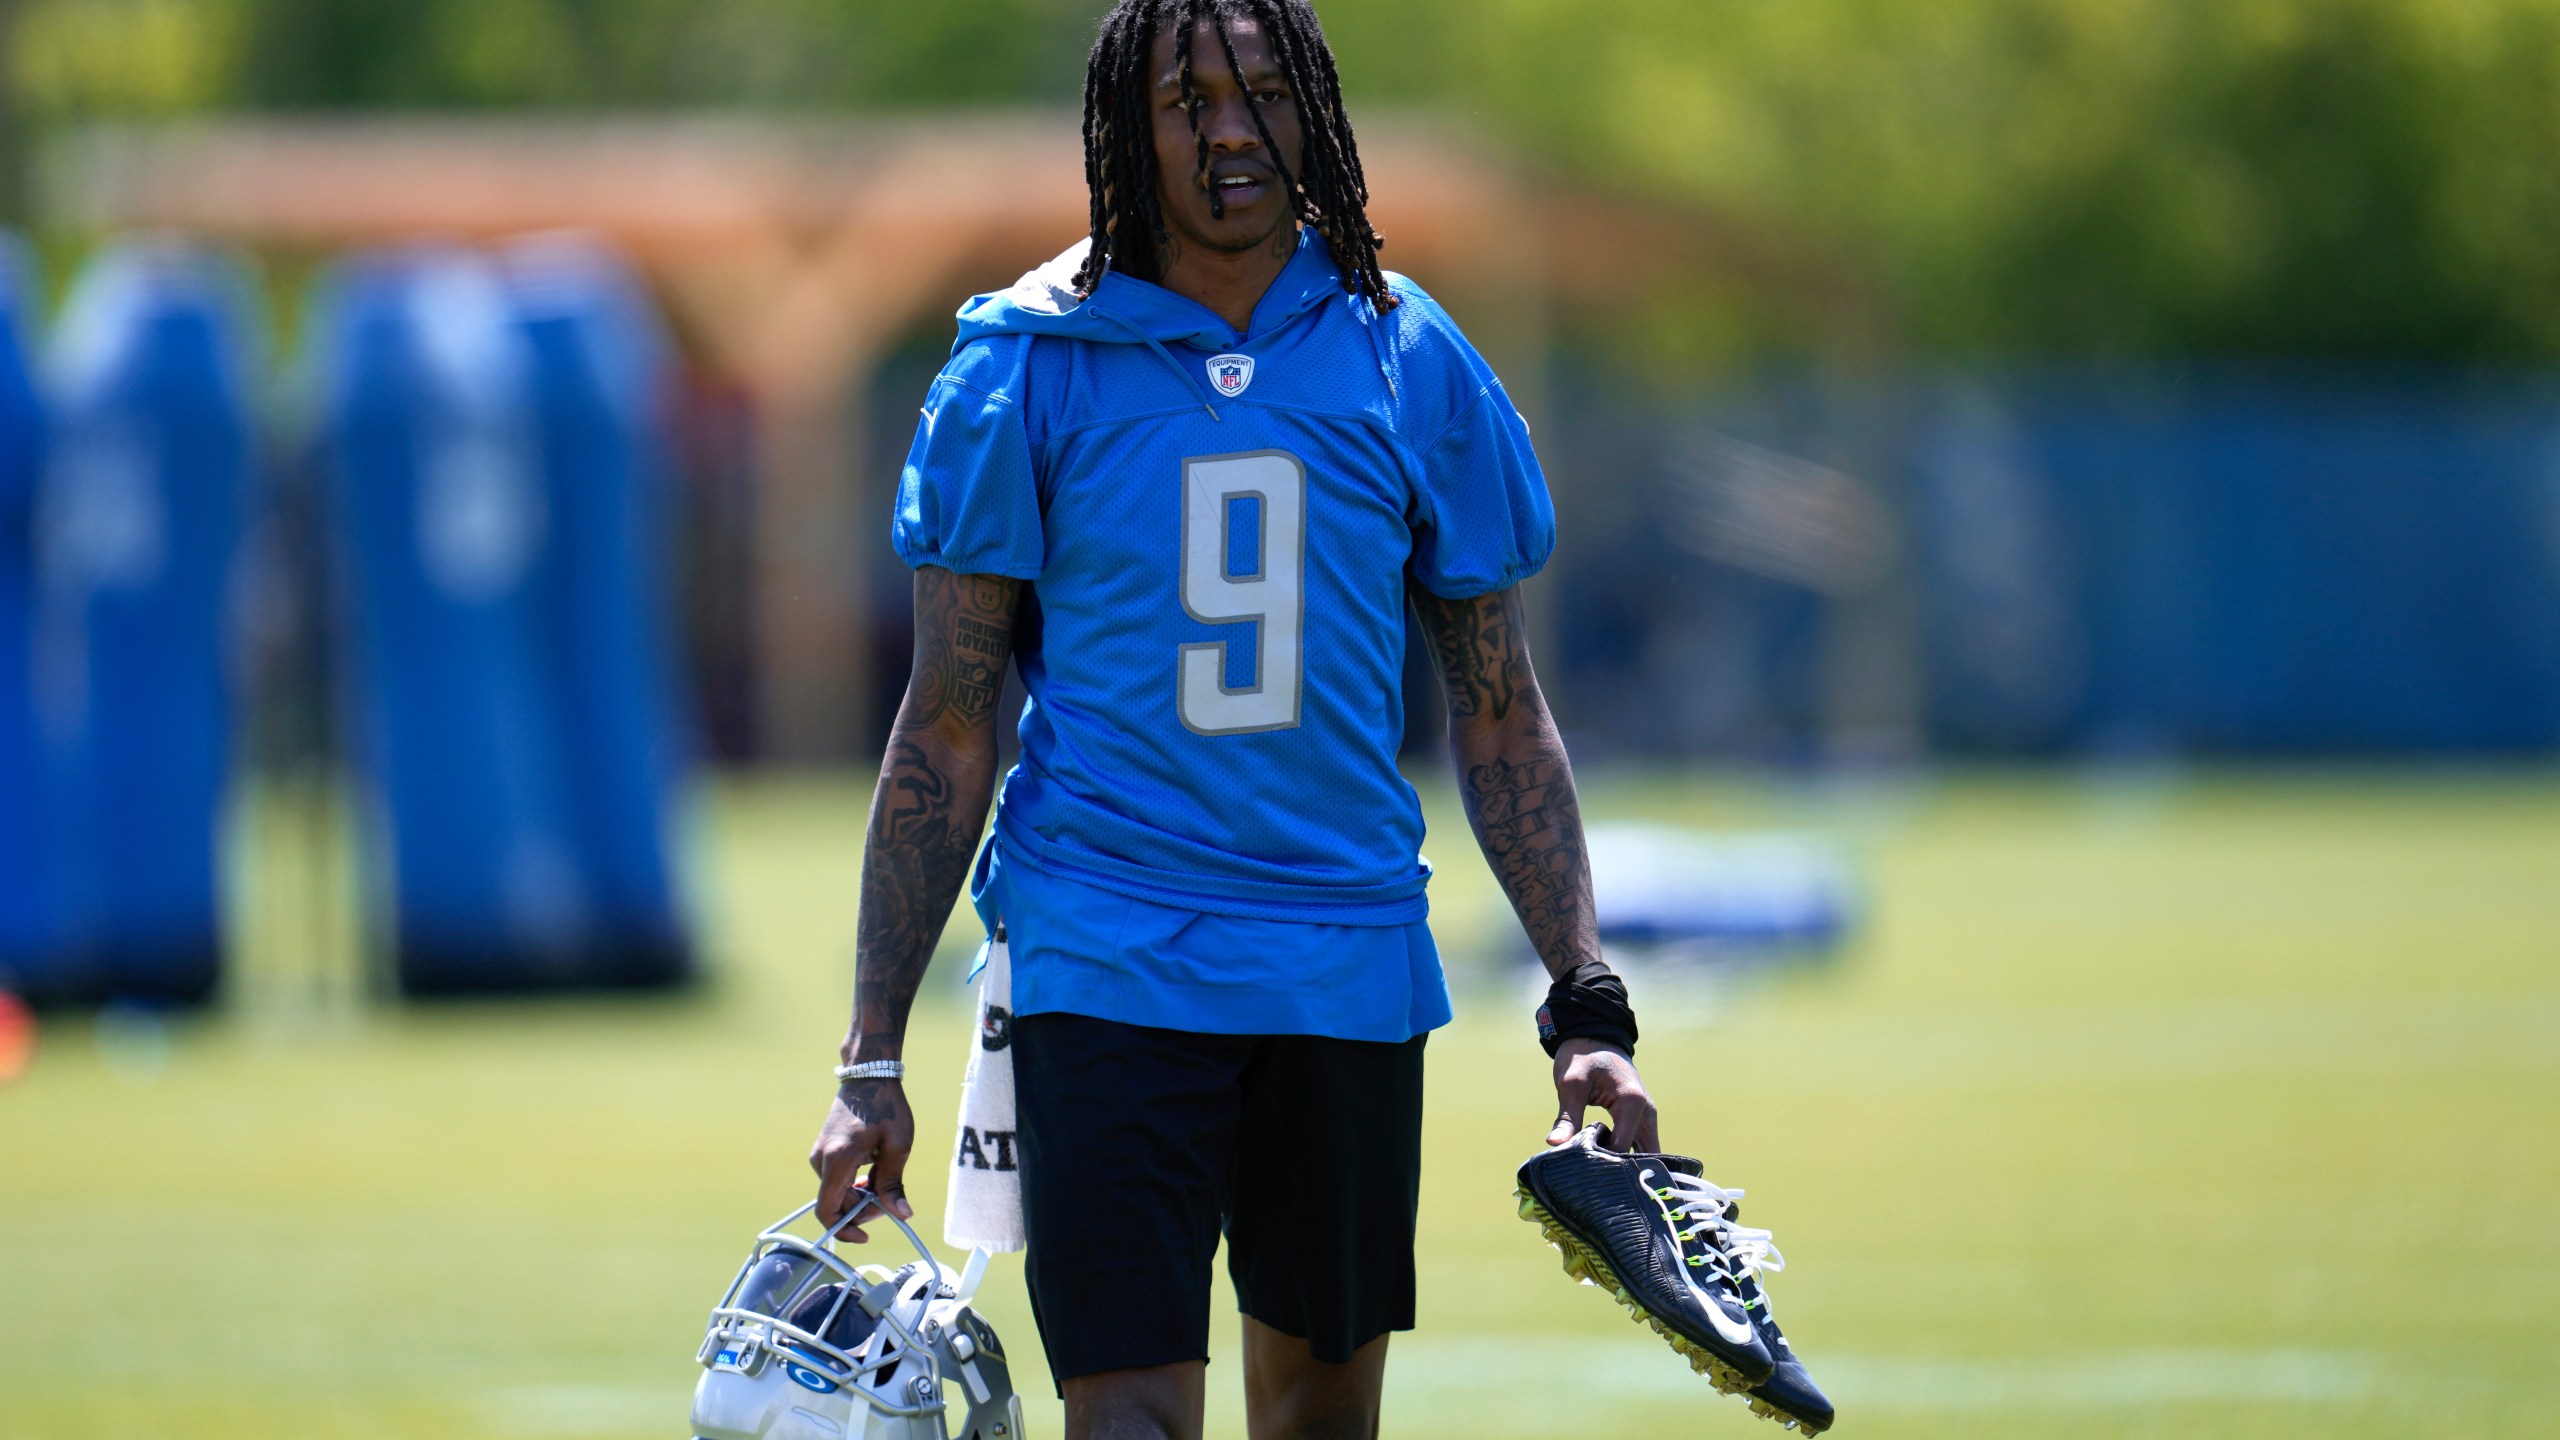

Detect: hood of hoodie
[953,228,1353,354]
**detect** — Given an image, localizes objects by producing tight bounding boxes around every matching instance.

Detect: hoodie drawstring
[1094,306,1225,422]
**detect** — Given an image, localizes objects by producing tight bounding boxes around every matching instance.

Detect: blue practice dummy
[30,243,252,1006]
[0,238,47,997]
[321,249,596,995]
[505,236,692,987]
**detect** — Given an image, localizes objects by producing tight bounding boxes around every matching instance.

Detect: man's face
[1147,16,1305,259]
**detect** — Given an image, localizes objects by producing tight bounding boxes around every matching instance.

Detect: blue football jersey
[893,232,1553,1038]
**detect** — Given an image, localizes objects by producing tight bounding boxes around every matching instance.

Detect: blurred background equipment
[1562,821,1859,1029]
[23,239,249,1007]
[1913,375,2560,755]
[0,986,31,1080]
[508,238,693,988]
[317,242,691,996]
[0,234,42,996]
[1584,823,1859,964]
[1539,375,2560,762]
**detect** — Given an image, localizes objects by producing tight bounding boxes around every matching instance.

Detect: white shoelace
[1723,1220,1785,1285]
[1650,1168,1787,1282]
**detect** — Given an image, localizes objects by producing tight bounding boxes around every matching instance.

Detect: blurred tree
[1431,0,2560,366]
[12,0,240,116]
[6,0,243,234]
[7,0,2560,366]
[0,0,20,227]
[223,0,1094,109]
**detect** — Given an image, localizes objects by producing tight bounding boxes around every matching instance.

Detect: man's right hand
[809,1078,916,1242]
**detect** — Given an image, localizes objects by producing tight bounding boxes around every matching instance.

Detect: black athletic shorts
[1012,1010,1427,1383]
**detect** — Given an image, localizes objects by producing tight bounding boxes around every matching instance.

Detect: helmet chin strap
[953,1247,992,1306]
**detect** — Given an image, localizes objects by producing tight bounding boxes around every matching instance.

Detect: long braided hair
[1071,0,1396,311]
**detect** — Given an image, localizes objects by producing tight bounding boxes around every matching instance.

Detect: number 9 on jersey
[1178,450,1306,735]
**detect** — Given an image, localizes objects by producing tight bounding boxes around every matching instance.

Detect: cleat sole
[1515,1186,1764,1400]
[1747,1395,1827,1434]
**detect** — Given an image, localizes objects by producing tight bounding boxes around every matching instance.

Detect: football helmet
[691,1195,1026,1440]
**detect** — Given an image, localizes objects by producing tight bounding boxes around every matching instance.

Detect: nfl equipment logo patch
[1207,353,1255,398]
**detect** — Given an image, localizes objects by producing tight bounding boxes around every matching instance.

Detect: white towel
[943,933,1025,1252]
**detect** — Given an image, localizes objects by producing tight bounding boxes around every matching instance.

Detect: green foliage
[14,0,243,115]
[8,0,2560,362]
[1425,0,2560,362]
[12,0,1099,112]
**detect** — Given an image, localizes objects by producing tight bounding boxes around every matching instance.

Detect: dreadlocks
[1072,0,1397,312]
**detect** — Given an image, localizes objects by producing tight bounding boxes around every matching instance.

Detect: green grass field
[5,770,2556,1439]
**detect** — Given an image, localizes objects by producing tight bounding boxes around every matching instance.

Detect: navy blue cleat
[1516,1125,1775,1393]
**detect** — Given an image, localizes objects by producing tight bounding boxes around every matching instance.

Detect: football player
[809,3,1654,1434]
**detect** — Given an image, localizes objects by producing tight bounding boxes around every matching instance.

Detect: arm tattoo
[901,571,1016,731]
[831,1077,912,1166]
[844,567,1021,1064]
[1461,753,1598,974]
[1411,586,1527,722]
[1414,582,1603,978]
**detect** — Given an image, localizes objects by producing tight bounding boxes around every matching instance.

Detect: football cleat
[1516,1124,1775,1393]
[691,1193,1027,1440]
[1720,1210,1836,1434]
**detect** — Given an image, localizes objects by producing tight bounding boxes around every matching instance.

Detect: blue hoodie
[894,230,1552,1040]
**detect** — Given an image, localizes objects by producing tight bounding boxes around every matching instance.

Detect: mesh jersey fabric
[971,836,1452,1042]
[897,233,1551,1039]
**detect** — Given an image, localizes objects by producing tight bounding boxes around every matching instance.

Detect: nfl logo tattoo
[1207,353,1255,398]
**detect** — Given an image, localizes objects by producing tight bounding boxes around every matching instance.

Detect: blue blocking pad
[0,237,46,994]
[321,245,691,995]
[504,239,691,986]
[322,249,588,994]
[28,243,253,1006]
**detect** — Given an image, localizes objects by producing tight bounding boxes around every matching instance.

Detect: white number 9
[1179,450,1305,735]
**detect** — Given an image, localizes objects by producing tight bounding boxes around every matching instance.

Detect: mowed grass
[4,769,2557,1439]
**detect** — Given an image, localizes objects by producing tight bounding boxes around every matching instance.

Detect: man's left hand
[1547,1037,1658,1152]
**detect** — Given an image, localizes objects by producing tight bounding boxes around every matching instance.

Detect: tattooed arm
[1411,582,1660,1152]
[811,566,1021,1236]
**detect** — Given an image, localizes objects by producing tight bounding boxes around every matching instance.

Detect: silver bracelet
[834,1060,905,1083]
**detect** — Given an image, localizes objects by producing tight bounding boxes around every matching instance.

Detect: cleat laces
[1706,1201,1795,1337]
[1641,1169,1776,1281]
[1721,1216,1785,1285]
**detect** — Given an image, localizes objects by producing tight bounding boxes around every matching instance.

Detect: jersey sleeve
[890,337,1045,578]
[1394,284,1557,599]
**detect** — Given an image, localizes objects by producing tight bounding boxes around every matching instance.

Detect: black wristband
[1536,960,1638,1059]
